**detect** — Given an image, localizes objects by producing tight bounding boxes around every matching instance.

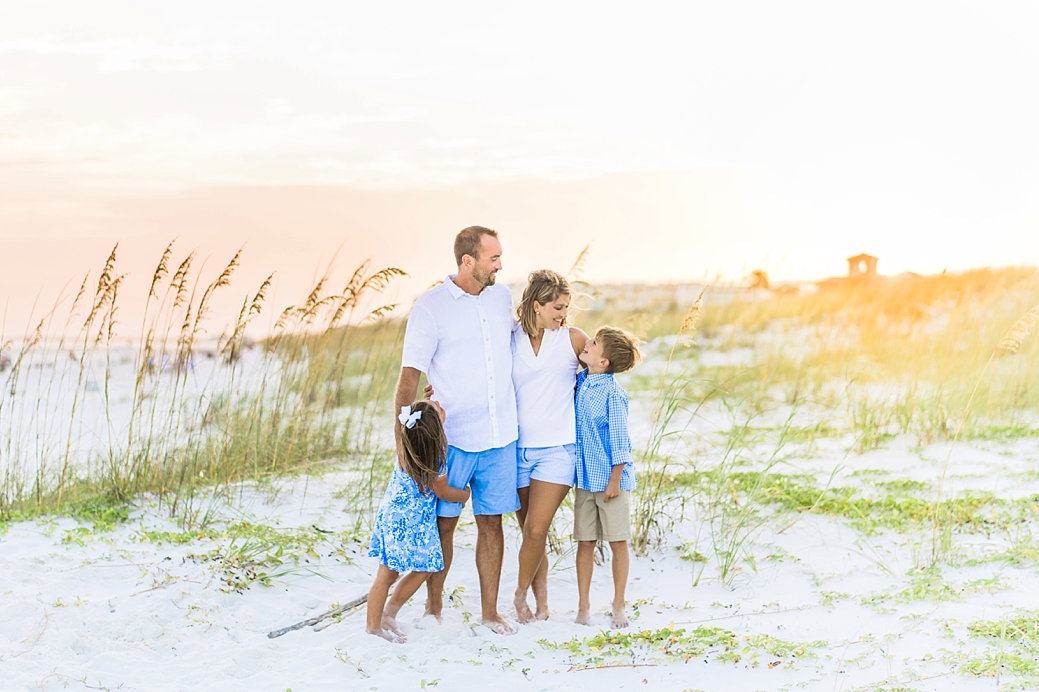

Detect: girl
[366,399,470,642]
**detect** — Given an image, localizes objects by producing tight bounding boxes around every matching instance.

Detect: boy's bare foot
[481,615,517,635]
[366,626,406,643]
[610,601,629,629]
[514,590,536,624]
[575,608,591,626]
[535,604,550,621]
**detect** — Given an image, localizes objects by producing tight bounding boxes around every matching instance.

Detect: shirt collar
[581,370,613,388]
[445,274,466,300]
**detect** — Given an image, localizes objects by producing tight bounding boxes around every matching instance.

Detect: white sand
[5,435,1039,692]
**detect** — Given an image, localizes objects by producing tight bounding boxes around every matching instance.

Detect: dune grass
[0,242,405,529]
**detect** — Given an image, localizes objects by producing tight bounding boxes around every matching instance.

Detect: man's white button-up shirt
[401,275,518,453]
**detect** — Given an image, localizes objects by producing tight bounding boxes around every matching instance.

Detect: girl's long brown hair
[399,400,447,494]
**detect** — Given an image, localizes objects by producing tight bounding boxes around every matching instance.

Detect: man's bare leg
[417,515,458,621]
[609,540,630,629]
[474,513,516,634]
[575,540,596,625]
[514,481,570,623]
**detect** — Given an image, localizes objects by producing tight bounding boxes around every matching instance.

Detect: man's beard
[473,265,497,288]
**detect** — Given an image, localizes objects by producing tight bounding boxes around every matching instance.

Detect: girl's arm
[432,475,470,504]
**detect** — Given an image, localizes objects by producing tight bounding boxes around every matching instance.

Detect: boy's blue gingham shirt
[574,369,636,493]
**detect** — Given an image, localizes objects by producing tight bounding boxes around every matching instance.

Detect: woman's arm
[432,475,470,503]
[569,327,590,358]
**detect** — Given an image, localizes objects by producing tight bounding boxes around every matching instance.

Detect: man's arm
[394,367,422,462]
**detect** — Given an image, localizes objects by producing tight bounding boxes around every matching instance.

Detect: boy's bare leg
[514,481,570,623]
[475,513,516,634]
[419,515,458,621]
[382,571,430,635]
[366,565,405,642]
[575,540,596,625]
[609,540,630,629]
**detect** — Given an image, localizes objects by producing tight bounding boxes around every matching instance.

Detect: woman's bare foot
[367,626,406,643]
[514,590,537,624]
[610,601,629,629]
[535,604,550,621]
[575,608,591,626]
[481,615,517,635]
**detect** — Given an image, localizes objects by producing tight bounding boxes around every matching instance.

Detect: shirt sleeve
[401,302,437,372]
[607,389,633,467]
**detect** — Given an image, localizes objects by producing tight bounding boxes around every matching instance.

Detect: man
[384,226,519,635]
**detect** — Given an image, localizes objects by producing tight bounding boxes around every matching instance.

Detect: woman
[512,269,588,623]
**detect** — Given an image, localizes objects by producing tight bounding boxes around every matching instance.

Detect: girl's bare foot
[481,615,517,635]
[381,614,405,637]
[610,601,629,629]
[366,626,406,643]
[514,590,536,624]
[575,608,591,626]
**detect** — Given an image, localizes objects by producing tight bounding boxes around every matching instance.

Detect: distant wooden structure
[847,253,878,279]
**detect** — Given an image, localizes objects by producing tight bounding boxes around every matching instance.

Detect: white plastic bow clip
[398,405,423,429]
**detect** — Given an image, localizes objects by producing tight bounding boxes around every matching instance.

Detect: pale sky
[3,1,1039,332]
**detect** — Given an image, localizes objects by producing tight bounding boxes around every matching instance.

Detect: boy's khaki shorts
[572,488,631,542]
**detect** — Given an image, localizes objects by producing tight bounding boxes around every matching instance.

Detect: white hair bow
[398,405,422,429]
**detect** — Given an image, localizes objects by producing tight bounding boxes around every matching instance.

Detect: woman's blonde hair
[517,269,571,337]
[399,400,448,495]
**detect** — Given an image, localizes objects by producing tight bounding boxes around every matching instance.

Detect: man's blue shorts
[437,441,519,517]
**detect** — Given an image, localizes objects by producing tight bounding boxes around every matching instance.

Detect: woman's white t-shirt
[511,325,579,448]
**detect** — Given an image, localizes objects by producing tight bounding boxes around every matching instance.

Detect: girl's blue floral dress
[368,467,444,573]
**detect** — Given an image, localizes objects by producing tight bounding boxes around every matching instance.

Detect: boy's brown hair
[399,400,448,494]
[596,325,642,374]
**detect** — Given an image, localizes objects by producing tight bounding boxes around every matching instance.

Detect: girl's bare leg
[514,481,571,623]
[383,571,432,635]
[366,565,405,642]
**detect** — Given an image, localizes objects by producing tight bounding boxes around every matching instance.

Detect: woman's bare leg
[514,480,571,623]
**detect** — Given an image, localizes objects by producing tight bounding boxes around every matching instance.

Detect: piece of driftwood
[267,594,368,639]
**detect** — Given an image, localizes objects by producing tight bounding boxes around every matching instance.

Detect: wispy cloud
[0,35,246,72]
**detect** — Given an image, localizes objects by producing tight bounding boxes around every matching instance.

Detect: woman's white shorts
[517,444,576,489]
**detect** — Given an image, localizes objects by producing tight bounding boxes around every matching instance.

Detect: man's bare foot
[423,599,444,623]
[535,604,550,621]
[481,615,517,635]
[366,626,406,643]
[575,608,591,626]
[514,590,536,624]
[610,601,629,629]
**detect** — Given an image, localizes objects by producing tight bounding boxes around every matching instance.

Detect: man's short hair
[454,226,499,266]
[596,325,642,374]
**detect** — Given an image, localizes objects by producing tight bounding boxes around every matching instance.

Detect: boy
[573,325,641,629]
